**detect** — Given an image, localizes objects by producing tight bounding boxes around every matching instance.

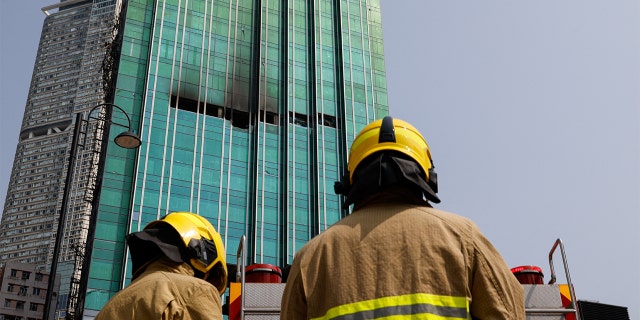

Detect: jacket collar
[139,258,195,278]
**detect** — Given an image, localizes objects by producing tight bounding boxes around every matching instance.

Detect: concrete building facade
[0,261,58,320]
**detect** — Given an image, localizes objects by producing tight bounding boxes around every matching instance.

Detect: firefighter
[96,212,227,320]
[280,116,525,319]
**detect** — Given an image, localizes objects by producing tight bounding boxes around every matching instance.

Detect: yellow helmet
[348,116,434,184]
[146,212,228,294]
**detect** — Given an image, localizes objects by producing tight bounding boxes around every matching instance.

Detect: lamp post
[43,103,140,320]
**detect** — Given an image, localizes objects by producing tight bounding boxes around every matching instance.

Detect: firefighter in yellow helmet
[96,212,227,320]
[281,116,525,319]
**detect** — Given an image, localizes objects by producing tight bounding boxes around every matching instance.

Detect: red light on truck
[511,265,544,285]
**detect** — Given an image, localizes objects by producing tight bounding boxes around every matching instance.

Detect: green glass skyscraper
[81,0,388,316]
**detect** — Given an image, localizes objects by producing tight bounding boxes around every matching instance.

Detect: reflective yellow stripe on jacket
[311,293,470,320]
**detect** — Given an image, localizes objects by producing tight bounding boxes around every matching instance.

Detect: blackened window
[170,95,255,129]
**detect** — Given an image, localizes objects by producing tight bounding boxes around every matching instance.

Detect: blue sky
[1,1,639,318]
[380,1,639,317]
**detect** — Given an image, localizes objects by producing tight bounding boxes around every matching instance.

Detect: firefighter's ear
[334,172,350,195]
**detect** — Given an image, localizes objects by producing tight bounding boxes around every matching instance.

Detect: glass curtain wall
[84,0,387,313]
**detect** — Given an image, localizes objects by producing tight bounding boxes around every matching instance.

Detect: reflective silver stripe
[330,303,469,320]
[311,293,470,320]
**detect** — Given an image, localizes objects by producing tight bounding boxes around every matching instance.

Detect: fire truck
[225,237,581,320]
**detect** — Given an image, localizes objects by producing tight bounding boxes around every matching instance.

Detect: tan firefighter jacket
[280,202,525,320]
[95,258,222,320]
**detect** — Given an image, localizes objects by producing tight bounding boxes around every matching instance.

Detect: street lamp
[114,130,142,149]
[43,103,140,320]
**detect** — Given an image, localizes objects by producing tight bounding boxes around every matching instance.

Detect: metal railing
[524,238,579,319]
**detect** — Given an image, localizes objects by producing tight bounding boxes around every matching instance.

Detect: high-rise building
[1,0,92,266]
[2,0,388,318]
[1,1,123,317]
